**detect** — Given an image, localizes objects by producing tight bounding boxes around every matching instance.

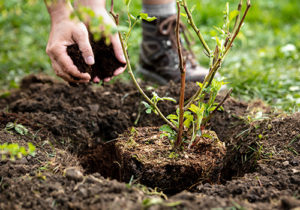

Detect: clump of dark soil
[0,74,299,209]
[67,35,125,81]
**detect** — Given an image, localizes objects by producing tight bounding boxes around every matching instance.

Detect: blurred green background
[0,0,299,112]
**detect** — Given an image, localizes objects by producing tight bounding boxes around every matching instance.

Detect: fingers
[111,33,126,64]
[47,44,91,82]
[73,24,95,66]
[93,77,100,83]
[104,77,111,82]
[114,66,126,76]
[51,61,89,83]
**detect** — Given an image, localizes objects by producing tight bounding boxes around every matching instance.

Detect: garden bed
[0,74,299,209]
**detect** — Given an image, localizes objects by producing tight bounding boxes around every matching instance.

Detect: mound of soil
[0,74,299,209]
[67,35,125,81]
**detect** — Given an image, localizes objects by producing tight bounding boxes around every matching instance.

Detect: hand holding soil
[45,0,126,83]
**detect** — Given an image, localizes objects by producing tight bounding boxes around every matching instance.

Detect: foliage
[142,92,176,115]
[5,122,29,136]
[0,0,51,89]
[0,142,36,161]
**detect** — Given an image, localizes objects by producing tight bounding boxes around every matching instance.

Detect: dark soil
[67,35,125,81]
[0,74,299,210]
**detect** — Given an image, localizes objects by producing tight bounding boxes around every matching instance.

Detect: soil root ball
[115,127,226,193]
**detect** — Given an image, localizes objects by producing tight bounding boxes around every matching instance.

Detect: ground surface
[0,74,299,210]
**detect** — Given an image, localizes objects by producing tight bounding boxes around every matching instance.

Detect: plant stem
[223,0,251,58]
[232,0,243,34]
[175,1,186,148]
[181,0,211,57]
[110,0,177,131]
[202,88,232,125]
[184,0,251,110]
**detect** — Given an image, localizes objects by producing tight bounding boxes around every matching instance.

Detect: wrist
[47,1,74,24]
[75,0,106,12]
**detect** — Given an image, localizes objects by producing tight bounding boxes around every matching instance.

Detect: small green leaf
[27,142,36,156]
[180,12,187,17]
[125,0,131,6]
[161,97,177,103]
[159,124,173,133]
[167,114,178,120]
[229,10,239,21]
[202,133,213,139]
[141,101,151,109]
[6,122,14,130]
[189,104,200,114]
[146,108,152,114]
[142,197,163,207]
[15,124,28,135]
[138,13,157,22]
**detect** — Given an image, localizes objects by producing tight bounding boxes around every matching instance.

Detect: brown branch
[110,0,119,25]
[184,0,251,110]
[175,2,186,148]
[181,0,211,56]
[109,0,177,130]
[223,0,251,58]
[232,0,243,34]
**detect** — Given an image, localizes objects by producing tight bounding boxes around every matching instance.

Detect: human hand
[84,7,127,83]
[46,18,93,83]
[45,0,126,83]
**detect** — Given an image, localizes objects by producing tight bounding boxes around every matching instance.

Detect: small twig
[202,89,232,125]
[223,0,251,58]
[232,0,243,34]
[109,0,177,131]
[212,89,232,115]
[181,0,211,57]
[175,1,186,148]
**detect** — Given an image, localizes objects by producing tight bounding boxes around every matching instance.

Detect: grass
[0,0,299,112]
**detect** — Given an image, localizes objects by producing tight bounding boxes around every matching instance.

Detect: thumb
[73,28,95,66]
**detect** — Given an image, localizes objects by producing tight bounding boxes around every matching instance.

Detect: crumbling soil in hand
[67,35,125,81]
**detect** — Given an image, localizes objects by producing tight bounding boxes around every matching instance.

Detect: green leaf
[229,10,239,21]
[27,142,36,156]
[202,133,213,139]
[189,104,201,114]
[138,13,157,22]
[125,0,131,6]
[161,97,177,103]
[141,101,151,109]
[180,13,187,17]
[15,124,28,135]
[6,122,14,130]
[142,198,163,207]
[146,108,152,114]
[167,114,178,120]
[19,146,27,155]
[159,124,173,133]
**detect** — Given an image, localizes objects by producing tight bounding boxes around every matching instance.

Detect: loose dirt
[0,74,299,210]
[67,35,125,81]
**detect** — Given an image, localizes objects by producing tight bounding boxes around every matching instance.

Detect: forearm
[44,0,73,24]
[75,0,106,15]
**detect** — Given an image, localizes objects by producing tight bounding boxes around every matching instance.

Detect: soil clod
[67,35,125,81]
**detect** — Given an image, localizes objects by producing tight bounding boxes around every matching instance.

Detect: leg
[138,0,208,84]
